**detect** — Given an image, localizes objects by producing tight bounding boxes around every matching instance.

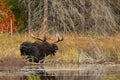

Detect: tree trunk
[28,0,31,34]
[10,18,12,35]
[43,0,48,32]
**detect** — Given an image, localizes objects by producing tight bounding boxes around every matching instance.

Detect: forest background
[0,0,119,35]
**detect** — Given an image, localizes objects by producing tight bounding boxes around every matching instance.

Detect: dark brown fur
[20,40,58,63]
[20,34,63,63]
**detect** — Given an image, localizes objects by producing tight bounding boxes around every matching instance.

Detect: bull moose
[20,34,63,63]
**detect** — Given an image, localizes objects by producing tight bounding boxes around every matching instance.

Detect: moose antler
[54,35,63,43]
[31,34,46,42]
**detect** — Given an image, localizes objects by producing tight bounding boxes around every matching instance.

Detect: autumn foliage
[0,1,16,33]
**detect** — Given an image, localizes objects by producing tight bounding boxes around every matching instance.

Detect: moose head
[20,34,63,63]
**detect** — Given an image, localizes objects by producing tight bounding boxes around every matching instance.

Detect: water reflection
[0,64,120,80]
[21,65,56,80]
[21,64,120,80]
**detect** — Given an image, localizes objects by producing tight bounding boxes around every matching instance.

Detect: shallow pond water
[0,63,120,80]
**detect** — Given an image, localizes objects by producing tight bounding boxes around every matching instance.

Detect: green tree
[6,0,27,32]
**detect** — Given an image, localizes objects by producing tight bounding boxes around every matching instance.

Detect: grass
[102,75,120,80]
[1,33,120,64]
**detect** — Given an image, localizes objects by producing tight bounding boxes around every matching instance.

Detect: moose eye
[52,44,58,50]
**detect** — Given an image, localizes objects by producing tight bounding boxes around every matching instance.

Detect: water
[0,63,120,80]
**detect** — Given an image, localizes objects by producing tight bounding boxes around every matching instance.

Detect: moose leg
[30,46,40,63]
[38,57,45,63]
